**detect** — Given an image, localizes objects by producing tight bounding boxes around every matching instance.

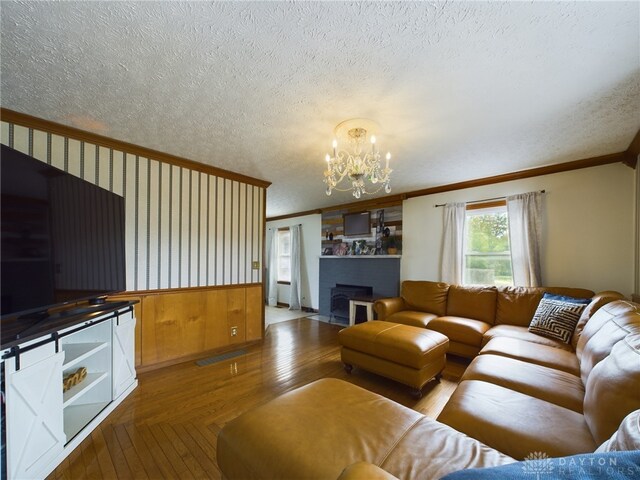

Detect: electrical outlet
[231,326,238,336]
[252,261,260,269]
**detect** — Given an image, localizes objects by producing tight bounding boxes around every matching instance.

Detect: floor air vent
[196,349,247,367]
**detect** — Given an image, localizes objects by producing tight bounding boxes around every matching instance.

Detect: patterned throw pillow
[528,296,587,344]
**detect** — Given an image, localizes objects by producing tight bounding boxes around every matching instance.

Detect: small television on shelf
[1,144,126,326]
[343,211,371,237]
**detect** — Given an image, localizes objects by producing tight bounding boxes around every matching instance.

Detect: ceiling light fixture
[323,119,392,199]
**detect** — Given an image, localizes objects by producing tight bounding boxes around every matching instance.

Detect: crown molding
[267,150,628,221]
[623,128,640,168]
[0,108,271,188]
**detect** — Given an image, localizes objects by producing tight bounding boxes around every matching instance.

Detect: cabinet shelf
[63,401,110,442]
[62,342,108,370]
[63,372,109,408]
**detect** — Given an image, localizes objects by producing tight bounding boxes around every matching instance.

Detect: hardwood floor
[49,318,468,479]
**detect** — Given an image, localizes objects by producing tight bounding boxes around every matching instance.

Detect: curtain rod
[434,190,545,208]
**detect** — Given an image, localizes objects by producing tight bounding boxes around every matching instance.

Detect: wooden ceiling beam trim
[0,108,272,188]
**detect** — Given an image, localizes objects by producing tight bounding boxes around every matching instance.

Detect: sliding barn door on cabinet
[5,350,66,479]
[112,312,137,399]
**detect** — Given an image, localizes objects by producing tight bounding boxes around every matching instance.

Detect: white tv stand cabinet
[1,303,137,480]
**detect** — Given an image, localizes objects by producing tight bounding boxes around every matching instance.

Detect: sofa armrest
[337,462,400,480]
[374,297,406,320]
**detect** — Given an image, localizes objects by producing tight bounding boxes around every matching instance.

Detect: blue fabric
[440,451,640,479]
[543,292,592,305]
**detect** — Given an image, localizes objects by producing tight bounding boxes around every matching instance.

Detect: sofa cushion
[445,285,497,324]
[482,324,573,351]
[495,286,593,327]
[584,334,640,446]
[401,280,449,316]
[217,378,424,480]
[386,311,438,328]
[379,416,514,479]
[572,291,626,349]
[495,286,545,326]
[480,336,580,375]
[576,300,640,361]
[427,316,491,347]
[461,354,584,412]
[528,295,587,344]
[437,380,597,459]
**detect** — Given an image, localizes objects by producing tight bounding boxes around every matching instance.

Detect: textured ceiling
[1,1,639,217]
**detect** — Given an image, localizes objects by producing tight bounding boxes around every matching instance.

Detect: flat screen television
[1,144,126,323]
[343,211,371,236]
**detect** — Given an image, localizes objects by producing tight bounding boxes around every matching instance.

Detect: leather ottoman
[339,321,449,397]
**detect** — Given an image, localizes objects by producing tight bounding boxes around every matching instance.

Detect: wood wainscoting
[111,284,263,371]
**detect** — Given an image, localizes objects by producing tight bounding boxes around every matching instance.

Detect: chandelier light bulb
[386,152,391,160]
[332,139,338,149]
[325,154,331,163]
[370,135,376,144]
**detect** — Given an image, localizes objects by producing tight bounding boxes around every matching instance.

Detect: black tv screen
[1,144,126,319]
[343,211,371,236]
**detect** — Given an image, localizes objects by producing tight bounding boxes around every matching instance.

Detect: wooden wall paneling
[131,285,262,369]
[142,290,210,364]
[227,288,246,345]
[203,289,229,351]
[245,285,263,342]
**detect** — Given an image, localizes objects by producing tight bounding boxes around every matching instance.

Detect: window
[277,228,291,284]
[464,202,513,286]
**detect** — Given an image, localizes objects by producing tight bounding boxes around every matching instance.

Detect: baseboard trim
[136,340,262,373]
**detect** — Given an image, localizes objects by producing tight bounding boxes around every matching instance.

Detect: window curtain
[266,228,278,306]
[289,224,302,311]
[440,202,466,284]
[507,191,543,287]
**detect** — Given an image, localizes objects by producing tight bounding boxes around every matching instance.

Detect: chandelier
[323,120,392,199]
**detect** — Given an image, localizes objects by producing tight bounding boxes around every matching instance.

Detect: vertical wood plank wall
[1,120,266,369]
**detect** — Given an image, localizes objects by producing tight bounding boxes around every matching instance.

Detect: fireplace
[330,284,373,321]
[319,256,400,322]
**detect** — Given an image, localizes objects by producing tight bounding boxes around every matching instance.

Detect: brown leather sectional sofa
[438,299,640,459]
[374,280,624,358]
[217,282,640,479]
